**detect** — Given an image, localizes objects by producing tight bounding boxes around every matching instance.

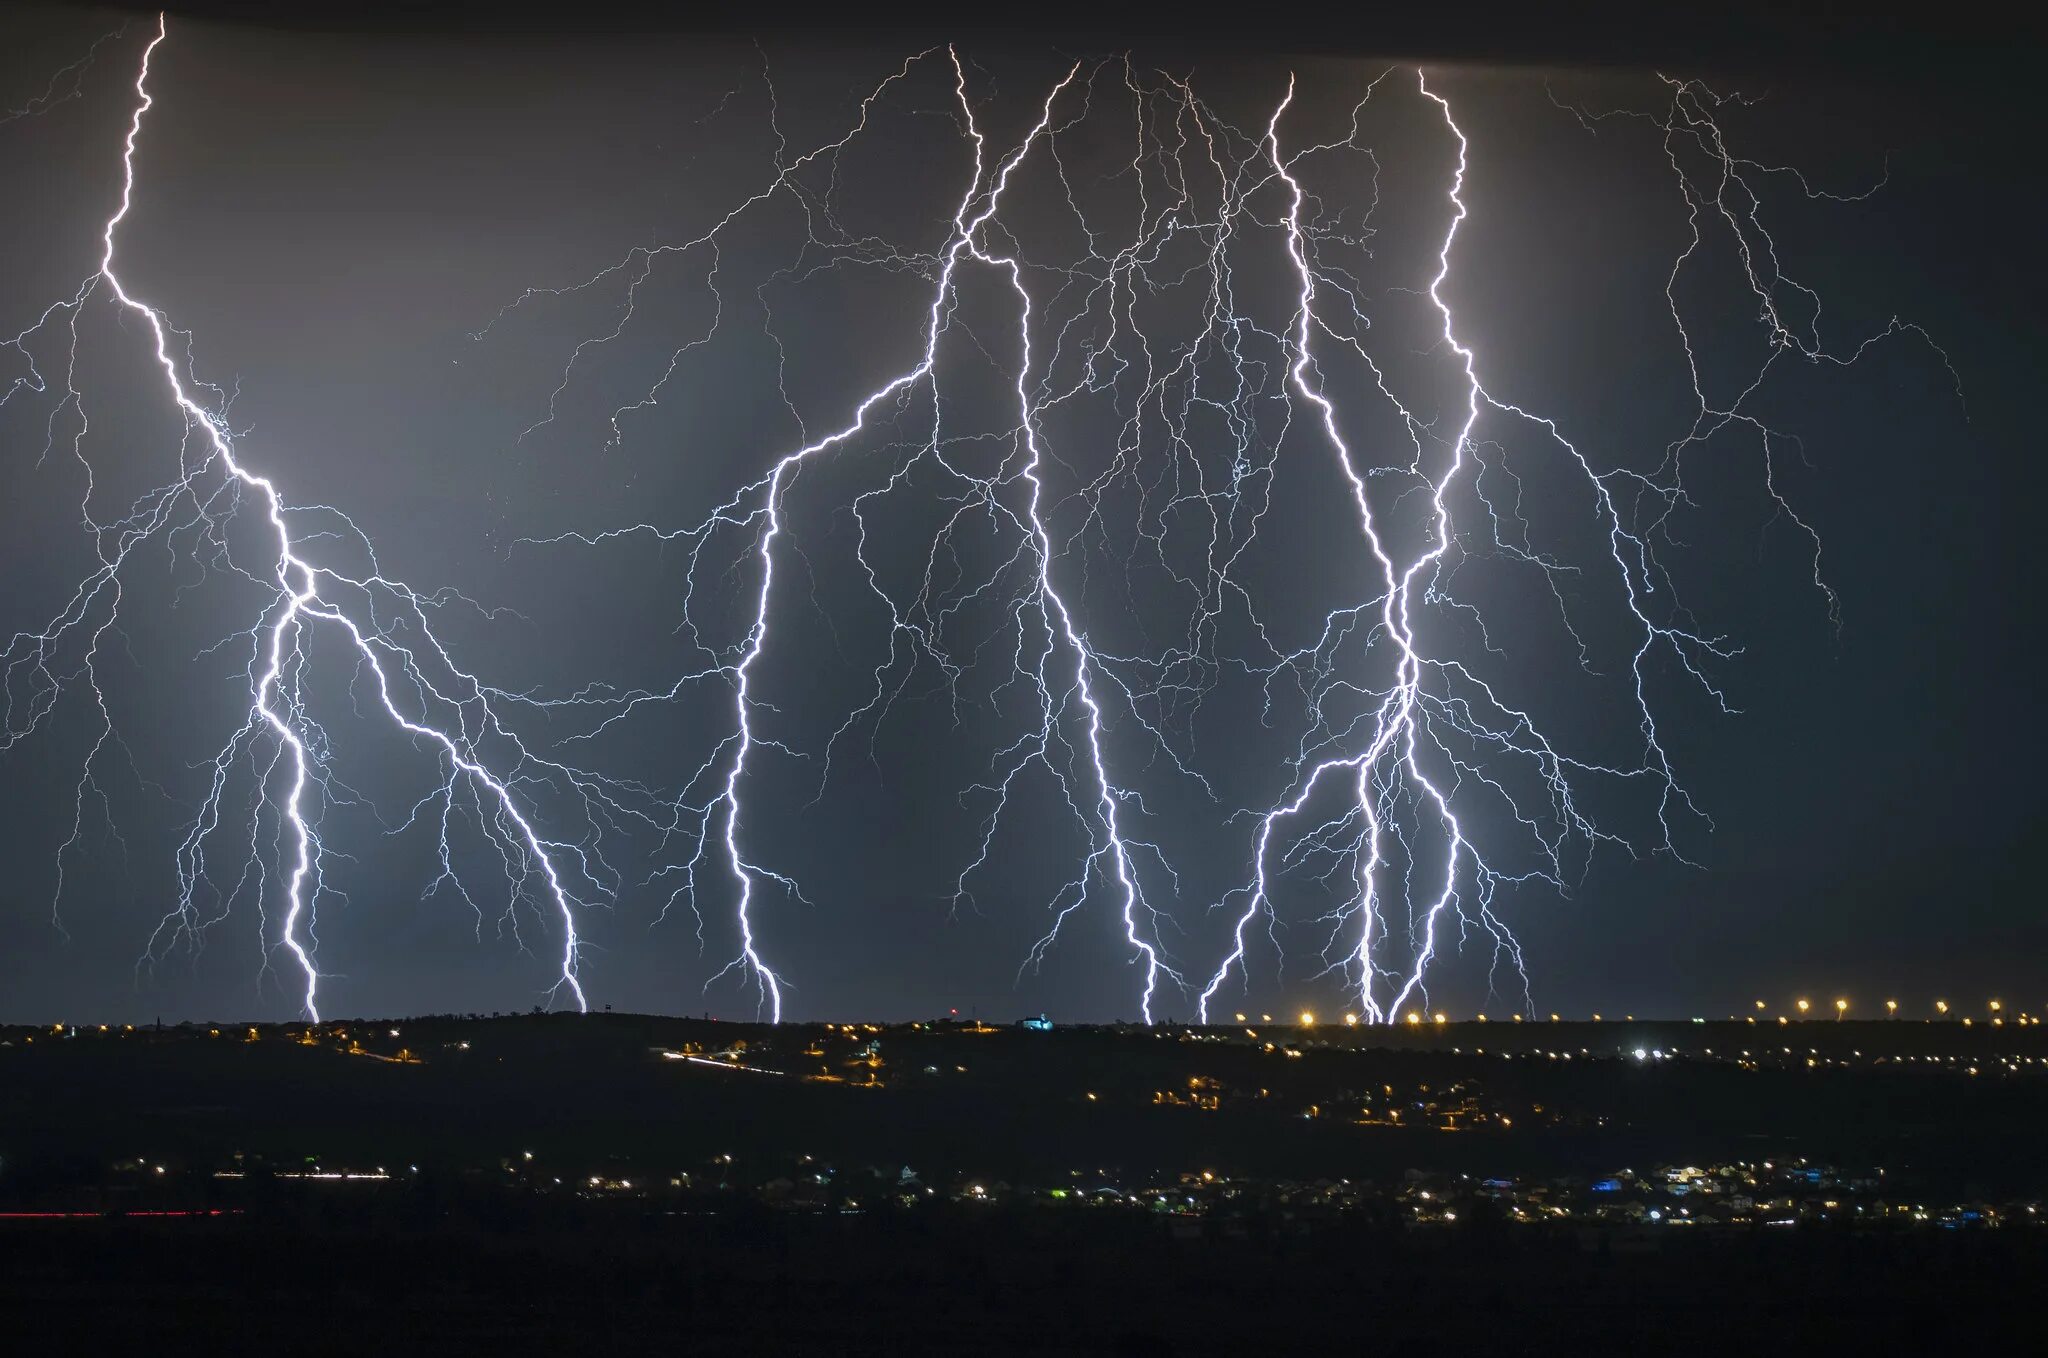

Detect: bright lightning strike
[1199,71,1958,1022]
[1,18,649,1018]
[496,51,1951,1022]
[5,26,1957,1023]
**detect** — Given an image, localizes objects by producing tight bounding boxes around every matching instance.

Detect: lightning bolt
[490,48,1951,1024]
[2,17,651,1018]
[7,26,1957,1024]
[1198,70,1957,1022]
[506,55,1189,1019]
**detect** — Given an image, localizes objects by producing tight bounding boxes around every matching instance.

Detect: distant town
[5,1010,2045,1235]
[7,1010,2046,1352]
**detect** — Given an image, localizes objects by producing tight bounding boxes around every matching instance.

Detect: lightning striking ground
[4,24,1956,1021]
[497,53,1950,1022]
[3,19,648,1018]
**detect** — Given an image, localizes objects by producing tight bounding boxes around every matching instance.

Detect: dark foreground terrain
[4,1012,2044,1352]
[6,1210,2041,1355]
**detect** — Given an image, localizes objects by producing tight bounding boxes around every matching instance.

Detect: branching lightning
[3,22,1956,1021]
[2,18,650,1018]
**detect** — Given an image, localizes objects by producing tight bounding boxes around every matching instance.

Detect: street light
[1886,1000,1898,1017]
[1936,1000,1949,1016]
[1834,999,1848,1020]
[1796,999,1811,1015]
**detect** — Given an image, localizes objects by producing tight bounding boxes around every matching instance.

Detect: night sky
[1,6,2039,1024]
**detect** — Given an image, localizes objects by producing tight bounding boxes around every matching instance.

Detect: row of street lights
[1252,999,2038,1027]
[1756,998,2026,1021]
